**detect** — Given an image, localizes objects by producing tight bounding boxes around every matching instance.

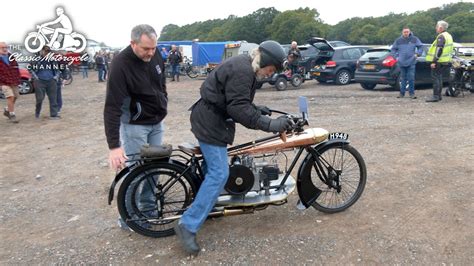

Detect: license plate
[363,64,375,70]
[312,72,320,76]
[329,132,349,140]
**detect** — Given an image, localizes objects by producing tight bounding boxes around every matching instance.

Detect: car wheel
[390,76,401,91]
[18,79,33,94]
[360,83,376,90]
[291,74,303,88]
[275,77,287,91]
[335,69,351,85]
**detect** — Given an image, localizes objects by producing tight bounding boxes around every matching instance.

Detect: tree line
[159,2,473,45]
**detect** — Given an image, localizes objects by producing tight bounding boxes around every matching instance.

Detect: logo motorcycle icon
[24,6,87,53]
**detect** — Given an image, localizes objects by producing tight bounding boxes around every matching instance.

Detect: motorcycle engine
[224,155,280,195]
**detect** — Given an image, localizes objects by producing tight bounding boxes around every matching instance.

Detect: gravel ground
[0,71,473,264]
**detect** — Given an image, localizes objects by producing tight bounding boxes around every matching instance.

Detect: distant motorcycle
[447,54,474,97]
[24,25,86,53]
[108,96,367,238]
[183,57,199,79]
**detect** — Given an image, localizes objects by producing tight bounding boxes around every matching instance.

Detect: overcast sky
[1,0,464,48]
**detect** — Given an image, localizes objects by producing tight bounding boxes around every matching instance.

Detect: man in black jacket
[168,45,182,82]
[104,24,167,229]
[174,40,294,255]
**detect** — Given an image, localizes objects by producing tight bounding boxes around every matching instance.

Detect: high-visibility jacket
[426,31,453,63]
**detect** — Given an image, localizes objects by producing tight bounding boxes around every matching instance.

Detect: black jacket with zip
[104,45,167,149]
[190,54,271,146]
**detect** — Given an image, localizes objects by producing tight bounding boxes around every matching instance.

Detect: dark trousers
[431,64,449,100]
[34,79,58,117]
[97,65,106,81]
[56,79,63,112]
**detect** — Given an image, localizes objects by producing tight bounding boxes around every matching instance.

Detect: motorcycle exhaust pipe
[148,208,254,223]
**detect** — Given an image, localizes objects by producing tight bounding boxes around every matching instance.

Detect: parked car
[308,38,370,85]
[354,44,450,90]
[17,68,35,94]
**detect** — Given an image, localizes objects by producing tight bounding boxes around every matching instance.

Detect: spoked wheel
[117,162,197,237]
[308,143,366,213]
[186,66,199,78]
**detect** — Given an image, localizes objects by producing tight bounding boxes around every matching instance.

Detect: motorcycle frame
[108,131,345,207]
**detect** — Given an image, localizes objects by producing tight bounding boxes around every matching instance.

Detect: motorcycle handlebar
[268,109,308,133]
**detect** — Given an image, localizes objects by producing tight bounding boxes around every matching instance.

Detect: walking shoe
[397,94,405,98]
[49,115,61,120]
[9,114,18,123]
[410,95,417,99]
[174,223,200,255]
[426,97,440,102]
[3,107,10,118]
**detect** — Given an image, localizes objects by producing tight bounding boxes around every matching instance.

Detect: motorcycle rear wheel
[308,144,366,213]
[117,162,197,238]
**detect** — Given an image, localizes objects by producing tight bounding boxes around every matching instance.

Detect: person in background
[425,20,454,102]
[391,27,422,99]
[0,42,20,123]
[95,51,106,82]
[31,45,60,119]
[168,45,182,82]
[160,47,169,62]
[287,41,301,75]
[80,53,89,78]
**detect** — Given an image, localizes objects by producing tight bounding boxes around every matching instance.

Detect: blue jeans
[180,141,229,234]
[171,64,180,77]
[81,66,88,78]
[399,64,416,96]
[120,121,165,213]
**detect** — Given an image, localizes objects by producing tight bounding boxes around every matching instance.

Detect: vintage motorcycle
[108,97,367,238]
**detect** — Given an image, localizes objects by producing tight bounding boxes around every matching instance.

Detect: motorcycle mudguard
[296,139,350,209]
[107,159,202,205]
[108,167,131,205]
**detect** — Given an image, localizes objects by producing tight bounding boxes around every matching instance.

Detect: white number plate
[329,132,349,140]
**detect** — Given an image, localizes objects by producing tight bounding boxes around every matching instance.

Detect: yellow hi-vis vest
[426,31,454,63]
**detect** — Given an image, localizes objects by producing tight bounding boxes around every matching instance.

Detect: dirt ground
[0,71,473,264]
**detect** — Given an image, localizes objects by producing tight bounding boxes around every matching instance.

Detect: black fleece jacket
[104,46,167,149]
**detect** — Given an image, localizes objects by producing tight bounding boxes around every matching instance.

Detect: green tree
[268,8,326,44]
[445,12,474,43]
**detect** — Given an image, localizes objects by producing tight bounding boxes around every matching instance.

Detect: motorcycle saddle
[178,142,202,155]
[140,144,173,158]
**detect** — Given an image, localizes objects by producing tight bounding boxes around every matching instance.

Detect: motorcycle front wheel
[307,143,367,213]
[117,162,197,238]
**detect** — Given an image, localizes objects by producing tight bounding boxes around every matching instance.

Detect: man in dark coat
[174,40,294,255]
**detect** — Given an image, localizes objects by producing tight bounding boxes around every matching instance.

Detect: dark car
[308,38,370,85]
[354,44,450,90]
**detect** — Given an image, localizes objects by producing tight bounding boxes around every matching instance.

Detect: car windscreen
[360,50,390,60]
